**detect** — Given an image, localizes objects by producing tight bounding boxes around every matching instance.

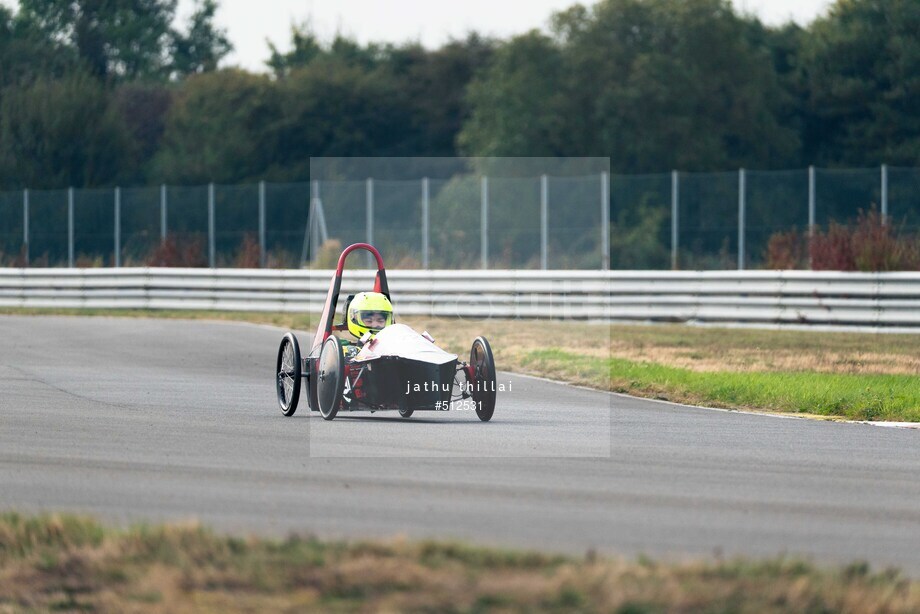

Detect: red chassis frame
[310,242,391,356]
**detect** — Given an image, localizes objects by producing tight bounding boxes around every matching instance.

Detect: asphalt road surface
[1,316,918,572]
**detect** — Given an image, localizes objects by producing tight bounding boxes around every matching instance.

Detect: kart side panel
[355,356,457,411]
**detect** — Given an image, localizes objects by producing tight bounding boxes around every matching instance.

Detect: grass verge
[2,308,919,421]
[523,349,920,422]
[0,512,917,613]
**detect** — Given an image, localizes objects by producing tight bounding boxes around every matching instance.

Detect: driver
[345,291,394,351]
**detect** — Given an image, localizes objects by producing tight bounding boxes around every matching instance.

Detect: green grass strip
[524,349,920,422]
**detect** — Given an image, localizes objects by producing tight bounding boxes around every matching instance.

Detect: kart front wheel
[470,336,496,422]
[317,336,344,421]
[276,333,302,417]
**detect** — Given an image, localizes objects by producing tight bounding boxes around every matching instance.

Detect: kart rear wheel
[276,333,302,417]
[399,409,414,418]
[317,336,344,420]
[470,336,496,422]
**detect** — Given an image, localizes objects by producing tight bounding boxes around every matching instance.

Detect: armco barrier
[0,268,919,328]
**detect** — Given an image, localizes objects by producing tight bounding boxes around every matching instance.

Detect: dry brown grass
[1,513,918,613]
[606,345,920,375]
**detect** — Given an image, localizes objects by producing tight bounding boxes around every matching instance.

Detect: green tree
[400,34,495,155]
[742,20,808,167]
[460,0,800,172]
[267,25,323,77]
[266,27,494,159]
[17,0,232,81]
[1,5,78,87]
[801,0,920,165]
[112,82,173,183]
[150,69,278,183]
[18,0,177,80]
[458,31,567,157]
[0,72,131,188]
[171,0,232,76]
[267,25,385,76]
[265,57,414,179]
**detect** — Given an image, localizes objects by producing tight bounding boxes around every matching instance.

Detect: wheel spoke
[278,372,292,403]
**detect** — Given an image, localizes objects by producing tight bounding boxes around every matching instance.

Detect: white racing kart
[275,243,497,421]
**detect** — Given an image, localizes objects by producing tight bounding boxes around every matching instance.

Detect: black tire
[399,409,414,418]
[470,336,496,422]
[307,357,319,412]
[317,336,344,420]
[276,333,302,417]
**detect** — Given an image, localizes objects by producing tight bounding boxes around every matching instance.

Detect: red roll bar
[312,243,390,352]
[335,242,385,275]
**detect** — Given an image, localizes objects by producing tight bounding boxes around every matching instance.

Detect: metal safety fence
[0,165,917,271]
[1,268,918,330]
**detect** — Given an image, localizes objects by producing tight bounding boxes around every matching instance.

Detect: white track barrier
[1,268,919,329]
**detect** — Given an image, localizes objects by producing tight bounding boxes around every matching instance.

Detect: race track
[1,315,919,572]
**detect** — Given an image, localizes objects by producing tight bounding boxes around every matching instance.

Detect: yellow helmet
[347,291,394,339]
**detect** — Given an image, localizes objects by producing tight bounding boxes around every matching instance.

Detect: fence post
[22,189,29,267]
[208,182,215,268]
[671,170,679,270]
[114,187,121,268]
[881,163,888,224]
[160,184,167,242]
[808,165,816,270]
[259,180,266,268]
[540,174,548,270]
[309,180,318,263]
[68,187,74,268]
[422,177,429,269]
[738,168,746,270]
[601,172,609,271]
[481,176,489,269]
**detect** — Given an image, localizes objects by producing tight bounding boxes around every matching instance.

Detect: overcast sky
[2,0,835,72]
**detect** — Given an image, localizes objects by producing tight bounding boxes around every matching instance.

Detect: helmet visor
[357,310,389,330]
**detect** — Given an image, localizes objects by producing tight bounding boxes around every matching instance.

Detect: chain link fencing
[1,165,917,270]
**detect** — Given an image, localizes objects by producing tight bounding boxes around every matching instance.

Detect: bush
[765,229,808,269]
[811,220,856,270]
[145,236,207,267]
[313,239,343,269]
[234,233,261,268]
[850,209,918,271]
[764,208,920,271]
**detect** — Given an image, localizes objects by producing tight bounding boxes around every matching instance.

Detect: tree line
[1,0,917,190]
